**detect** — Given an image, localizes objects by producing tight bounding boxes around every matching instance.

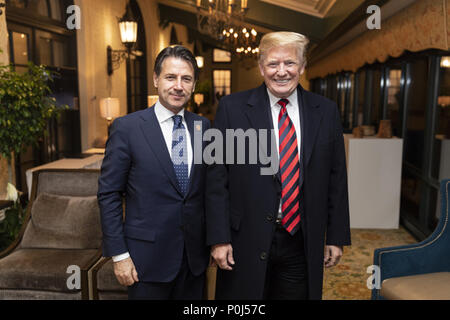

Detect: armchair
[372,179,450,300]
[0,169,102,299]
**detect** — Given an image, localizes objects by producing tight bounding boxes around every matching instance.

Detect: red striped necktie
[277,98,301,235]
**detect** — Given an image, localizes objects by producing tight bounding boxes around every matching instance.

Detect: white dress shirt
[267,89,302,217]
[112,101,193,263]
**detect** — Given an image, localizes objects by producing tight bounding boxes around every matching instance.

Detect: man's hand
[211,243,235,270]
[113,257,139,286]
[324,245,343,268]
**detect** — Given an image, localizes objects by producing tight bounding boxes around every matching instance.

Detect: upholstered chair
[0,169,102,299]
[372,179,450,300]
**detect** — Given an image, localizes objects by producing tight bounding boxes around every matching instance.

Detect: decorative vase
[377,120,393,138]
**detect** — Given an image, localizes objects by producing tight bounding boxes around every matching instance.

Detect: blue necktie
[171,115,189,195]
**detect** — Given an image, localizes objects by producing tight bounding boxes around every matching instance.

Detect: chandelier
[195,0,260,57]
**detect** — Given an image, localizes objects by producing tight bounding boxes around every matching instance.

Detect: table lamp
[100,97,120,136]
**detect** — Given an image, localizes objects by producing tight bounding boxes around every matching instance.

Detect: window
[336,73,354,130]
[213,49,231,63]
[10,31,30,74]
[400,56,431,237]
[386,68,403,137]
[213,70,231,103]
[6,0,70,21]
[403,58,428,170]
[371,68,382,127]
[35,30,74,68]
[338,75,345,119]
[356,70,365,126]
[347,74,355,129]
[326,75,337,102]
[431,57,450,182]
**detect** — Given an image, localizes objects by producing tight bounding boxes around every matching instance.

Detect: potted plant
[0,57,67,184]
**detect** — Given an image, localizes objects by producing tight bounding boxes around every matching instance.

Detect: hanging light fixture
[195,0,260,57]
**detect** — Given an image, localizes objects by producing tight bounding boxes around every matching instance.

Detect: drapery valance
[307,0,450,79]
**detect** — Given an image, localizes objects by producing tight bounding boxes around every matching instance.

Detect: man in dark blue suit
[206,32,351,300]
[98,46,210,299]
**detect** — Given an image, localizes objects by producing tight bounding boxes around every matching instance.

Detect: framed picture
[213,48,231,63]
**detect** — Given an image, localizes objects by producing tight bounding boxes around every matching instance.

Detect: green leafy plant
[0,202,25,252]
[0,62,67,160]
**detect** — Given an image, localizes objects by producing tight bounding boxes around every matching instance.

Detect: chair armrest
[80,249,103,300]
[88,256,112,300]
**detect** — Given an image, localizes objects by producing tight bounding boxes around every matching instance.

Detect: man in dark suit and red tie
[206,32,351,300]
[98,46,211,299]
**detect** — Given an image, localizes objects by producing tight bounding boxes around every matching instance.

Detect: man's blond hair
[258,31,309,67]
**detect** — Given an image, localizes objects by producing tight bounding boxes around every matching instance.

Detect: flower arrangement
[0,183,25,252]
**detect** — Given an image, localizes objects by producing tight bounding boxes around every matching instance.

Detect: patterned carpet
[322,227,417,300]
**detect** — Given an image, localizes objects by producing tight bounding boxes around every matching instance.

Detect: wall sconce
[194,41,204,68]
[100,98,120,136]
[194,93,204,106]
[438,96,450,107]
[107,2,139,75]
[440,56,450,68]
[195,56,204,68]
[148,95,159,107]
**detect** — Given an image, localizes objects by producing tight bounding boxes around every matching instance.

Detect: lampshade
[119,21,137,45]
[194,93,204,105]
[100,98,120,120]
[195,56,204,68]
[148,95,159,107]
[440,56,450,68]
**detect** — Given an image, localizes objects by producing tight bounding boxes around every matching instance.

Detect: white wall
[75,0,129,151]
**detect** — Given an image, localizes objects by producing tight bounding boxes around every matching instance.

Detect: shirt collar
[154,100,185,124]
[267,88,298,109]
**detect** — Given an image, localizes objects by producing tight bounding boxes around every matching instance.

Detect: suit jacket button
[260,252,267,260]
[266,215,273,222]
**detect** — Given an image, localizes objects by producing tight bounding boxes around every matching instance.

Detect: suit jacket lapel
[244,83,273,131]
[298,85,323,190]
[139,107,183,196]
[244,83,278,176]
[183,111,197,197]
